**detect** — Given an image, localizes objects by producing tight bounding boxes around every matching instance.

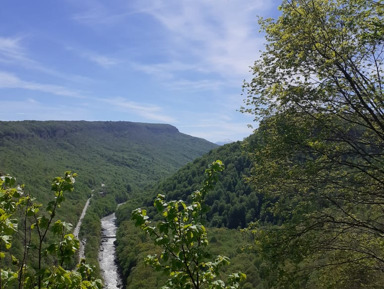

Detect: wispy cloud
[135,0,271,77]
[132,61,199,80]
[0,71,86,98]
[102,97,176,123]
[0,36,35,65]
[172,106,254,142]
[73,9,135,26]
[70,0,138,26]
[179,119,253,142]
[70,0,274,85]
[166,79,227,91]
[88,54,118,68]
[0,98,92,121]
[132,61,227,90]
[0,36,94,84]
[66,46,118,68]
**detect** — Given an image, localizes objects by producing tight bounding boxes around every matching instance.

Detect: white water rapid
[99,213,123,288]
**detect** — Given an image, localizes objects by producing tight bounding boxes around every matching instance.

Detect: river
[99,213,123,289]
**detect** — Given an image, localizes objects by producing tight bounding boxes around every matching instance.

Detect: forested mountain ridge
[117,140,263,229]
[0,120,217,224]
[0,120,180,139]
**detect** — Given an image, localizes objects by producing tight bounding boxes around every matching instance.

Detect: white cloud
[132,61,199,80]
[136,0,270,78]
[70,0,139,26]
[0,36,35,65]
[179,120,253,142]
[173,107,254,142]
[132,62,228,90]
[88,54,118,68]
[0,36,95,84]
[0,71,86,98]
[0,98,92,121]
[73,9,134,26]
[66,46,118,68]
[70,0,273,84]
[165,79,227,91]
[101,97,176,123]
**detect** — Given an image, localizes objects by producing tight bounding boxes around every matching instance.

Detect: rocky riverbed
[99,213,123,289]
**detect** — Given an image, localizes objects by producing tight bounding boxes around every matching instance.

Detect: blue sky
[0,0,280,143]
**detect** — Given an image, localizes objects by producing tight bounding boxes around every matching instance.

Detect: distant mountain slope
[0,121,217,223]
[119,140,265,229]
[215,139,234,146]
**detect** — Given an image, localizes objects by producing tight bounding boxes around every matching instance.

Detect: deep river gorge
[74,196,123,288]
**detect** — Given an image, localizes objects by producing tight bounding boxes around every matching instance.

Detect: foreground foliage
[243,0,384,288]
[132,161,246,289]
[116,221,260,289]
[0,172,102,289]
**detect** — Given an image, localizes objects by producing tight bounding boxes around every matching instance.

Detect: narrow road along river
[99,213,123,289]
[73,196,92,260]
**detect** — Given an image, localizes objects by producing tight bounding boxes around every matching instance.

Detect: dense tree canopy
[116,141,263,229]
[132,161,246,289]
[242,0,384,288]
[243,0,383,123]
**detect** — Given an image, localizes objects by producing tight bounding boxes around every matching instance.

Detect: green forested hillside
[114,140,266,288]
[115,159,261,289]
[0,120,216,215]
[0,120,217,272]
[117,140,262,229]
